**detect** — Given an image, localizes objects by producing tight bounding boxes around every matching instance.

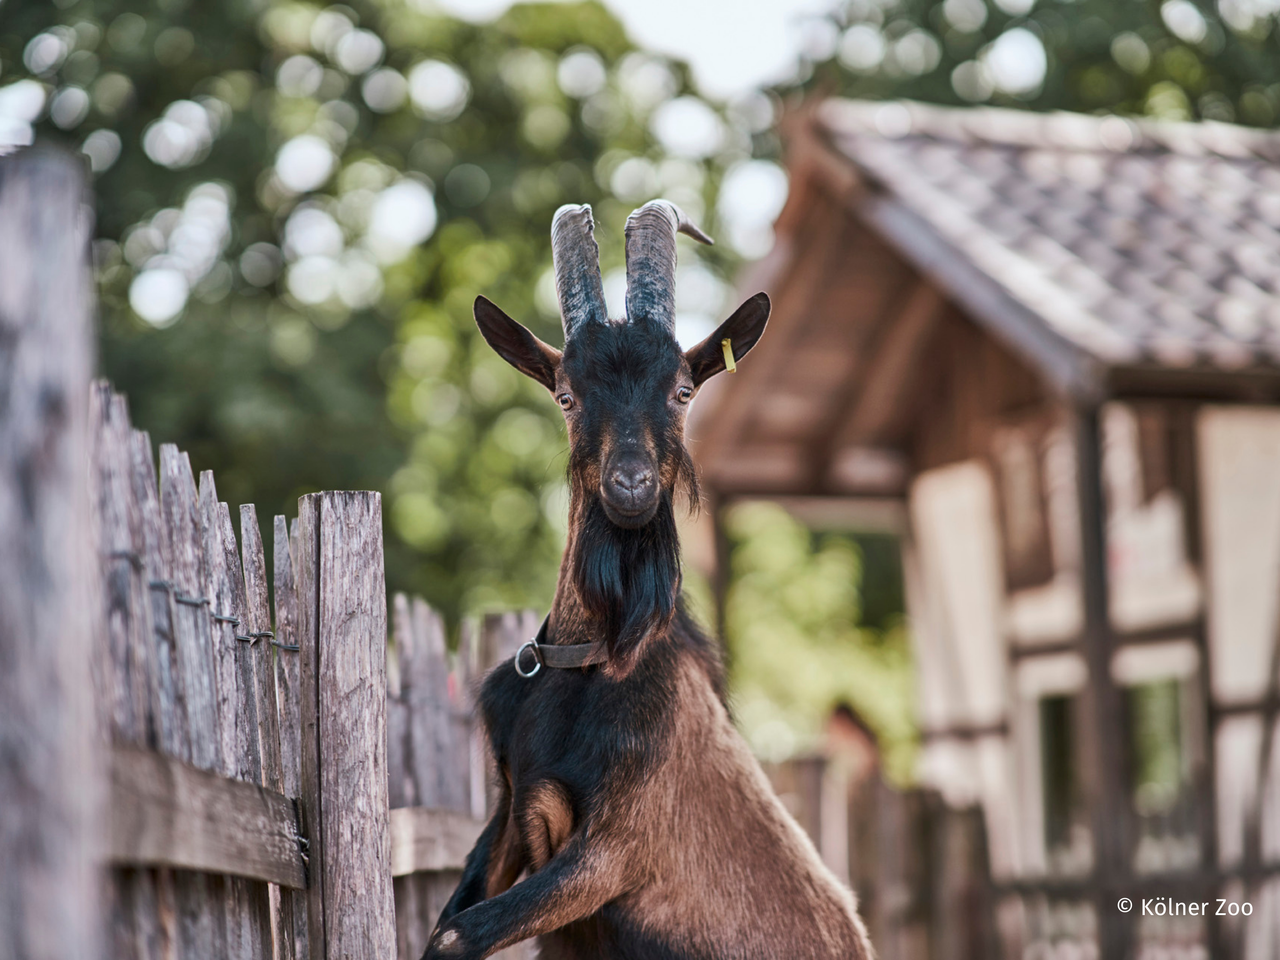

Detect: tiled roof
[819,99,1280,371]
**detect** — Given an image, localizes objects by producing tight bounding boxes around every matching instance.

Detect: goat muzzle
[600,453,659,528]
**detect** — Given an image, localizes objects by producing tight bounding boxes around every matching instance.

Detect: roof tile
[820,99,1280,371]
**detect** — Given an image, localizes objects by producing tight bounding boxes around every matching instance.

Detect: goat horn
[624,199,713,333]
[551,203,607,341]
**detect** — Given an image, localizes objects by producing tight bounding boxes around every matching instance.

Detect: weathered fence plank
[242,505,298,960]
[106,743,306,888]
[478,614,542,960]
[205,479,272,960]
[390,598,493,959]
[161,445,221,771]
[388,595,421,960]
[389,594,411,808]
[90,386,166,960]
[0,146,100,960]
[133,430,185,762]
[92,386,154,747]
[273,514,304,801]
[404,598,447,809]
[129,428,182,958]
[274,514,308,960]
[160,445,227,959]
[298,491,395,960]
[389,808,485,876]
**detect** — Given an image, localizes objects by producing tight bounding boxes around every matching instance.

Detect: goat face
[472,201,769,663]
[473,200,769,529]
[560,319,691,529]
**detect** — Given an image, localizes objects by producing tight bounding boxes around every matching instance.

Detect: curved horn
[624,199,713,332]
[551,203,606,340]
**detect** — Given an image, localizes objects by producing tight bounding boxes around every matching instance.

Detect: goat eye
[557,393,574,411]
[675,386,693,404]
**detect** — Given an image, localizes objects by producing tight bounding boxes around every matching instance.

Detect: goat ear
[474,296,562,392]
[683,292,770,387]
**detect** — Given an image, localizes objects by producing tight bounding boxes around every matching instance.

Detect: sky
[435,0,835,99]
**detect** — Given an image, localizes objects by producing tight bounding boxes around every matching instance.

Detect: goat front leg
[423,833,631,960]
[433,781,525,935]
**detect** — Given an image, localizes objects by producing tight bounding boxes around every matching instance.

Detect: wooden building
[691,99,1280,958]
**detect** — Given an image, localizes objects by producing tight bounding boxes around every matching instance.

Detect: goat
[423,201,874,960]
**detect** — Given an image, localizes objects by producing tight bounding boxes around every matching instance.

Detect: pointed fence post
[296,491,395,960]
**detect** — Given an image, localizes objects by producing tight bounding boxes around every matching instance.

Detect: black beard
[570,491,682,669]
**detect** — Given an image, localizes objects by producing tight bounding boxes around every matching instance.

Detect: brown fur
[425,268,871,960]
[483,778,523,900]
[521,780,575,871]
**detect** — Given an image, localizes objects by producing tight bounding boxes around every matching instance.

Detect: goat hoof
[424,926,466,960]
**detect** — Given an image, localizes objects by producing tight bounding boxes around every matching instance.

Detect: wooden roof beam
[804,280,944,492]
[831,281,945,452]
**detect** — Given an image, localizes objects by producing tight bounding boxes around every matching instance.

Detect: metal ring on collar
[514,639,542,678]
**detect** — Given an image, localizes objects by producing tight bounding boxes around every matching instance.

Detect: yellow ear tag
[721,337,736,373]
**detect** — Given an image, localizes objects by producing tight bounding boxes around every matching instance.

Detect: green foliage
[725,502,916,783]
[3,0,742,628]
[783,0,1280,126]
[1127,679,1187,815]
[17,0,1278,769]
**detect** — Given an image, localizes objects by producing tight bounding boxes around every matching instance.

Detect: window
[1127,677,1199,873]
[1039,694,1090,873]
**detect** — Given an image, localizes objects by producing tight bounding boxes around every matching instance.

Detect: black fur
[414,288,881,960]
[559,321,701,667]
[571,492,682,667]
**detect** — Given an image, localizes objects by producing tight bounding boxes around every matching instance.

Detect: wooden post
[1074,407,1130,960]
[0,146,100,960]
[297,492,395,960]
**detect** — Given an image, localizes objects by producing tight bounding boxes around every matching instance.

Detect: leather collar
[514,615,607,677]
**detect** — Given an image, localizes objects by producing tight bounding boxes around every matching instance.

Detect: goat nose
[609,465,653,493]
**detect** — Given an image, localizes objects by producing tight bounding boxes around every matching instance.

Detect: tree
[780,0,1280,125]
[1,0,748,626]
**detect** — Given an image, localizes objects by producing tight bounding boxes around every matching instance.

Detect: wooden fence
[768,757,995,960]
[0,148,538,960]
[83,378,488,960]
[42,373,539,960]
[387,607,539,960]
[90,377,547,960]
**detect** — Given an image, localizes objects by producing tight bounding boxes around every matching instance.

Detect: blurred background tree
[0,0,766,625]
[724,503,917,781]
[7,0,1280,770]
[780,0,1280,125]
